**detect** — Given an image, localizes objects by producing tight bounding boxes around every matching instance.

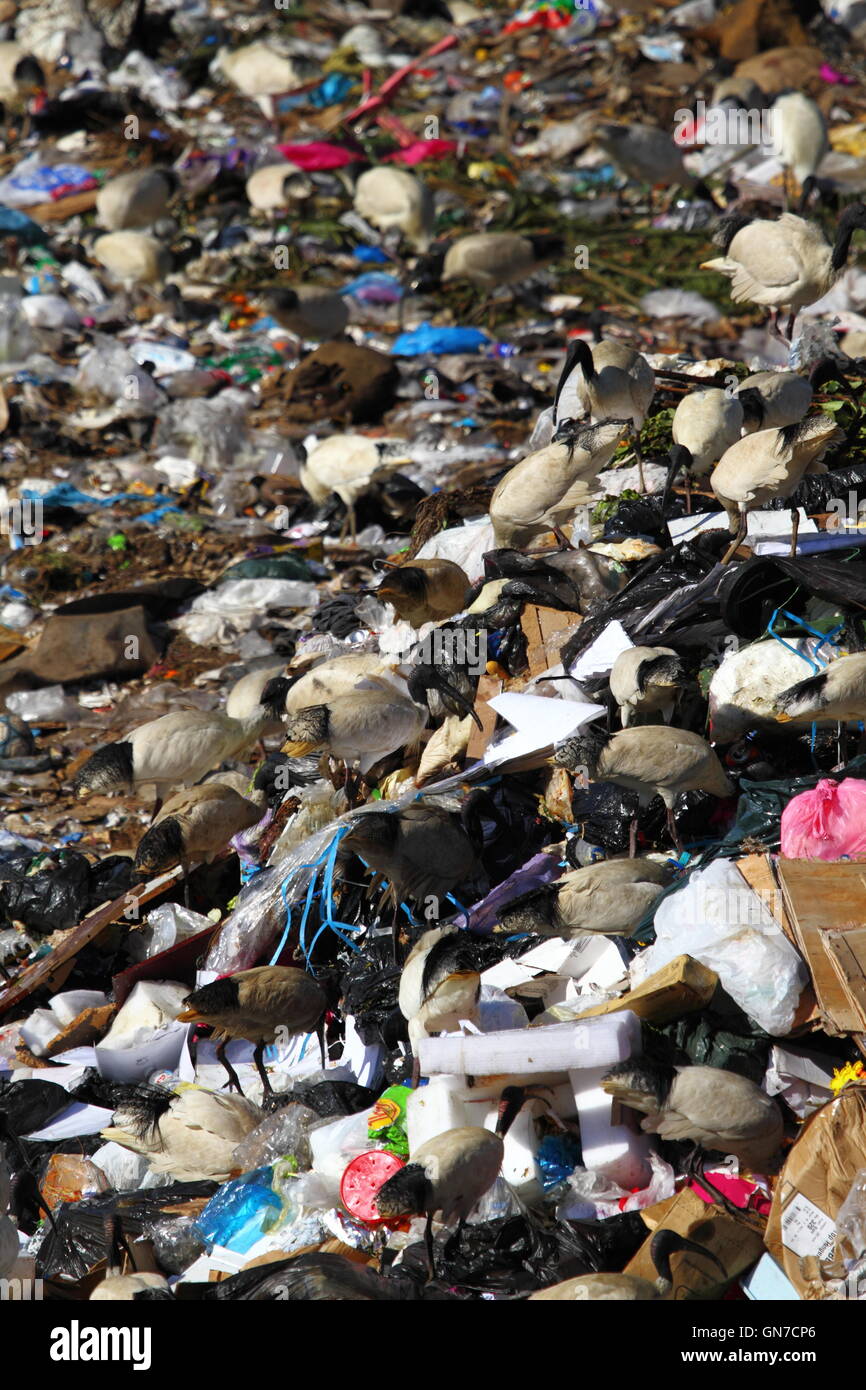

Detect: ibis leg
[790,506,800,557]
[666,807,685,855]
[316,1014,327,1071]
[628,816,638,858]
[424,1212,436,1282]
[721,511,747,565]
[253,1040,273,1096]
[216,1039,244,1095]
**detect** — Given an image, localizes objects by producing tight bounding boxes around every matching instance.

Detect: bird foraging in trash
[528,1229,726,1300]
[497,856,672,939]
[555,724,733,855]
[413,231,564,294]
[665,387,763,511]
[177,966,328,1099]
[734,370,812,430]
[700,203,866,339]
[300,433,412,543]
[771,92,829,210]
[372,557,470,629]
[375,1110,520,1278]
[100,1084,263,1183]
[609,646,688,728]
[96,168,178,232]
[73,707,272,820]
[489,418,628,548]
[132,781,266,901]
[601,1059,784,1204]
[353,166,435,251]
[552,337,654,487]
[342,802,482,912]
[775,652,866,724]
[277,675,443,782]
[396,925,482,1084]
[91,231,172,290]
[710,414,843,564]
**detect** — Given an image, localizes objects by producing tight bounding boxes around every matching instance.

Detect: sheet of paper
[781,1192,836,1260]
[93,1022,188,1083]
[25,1102,114,1141]
[668,508,817,545]
[568,620,633,680]
[484,693,605,767]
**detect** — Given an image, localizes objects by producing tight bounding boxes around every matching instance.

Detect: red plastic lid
[340,1150,406,1226]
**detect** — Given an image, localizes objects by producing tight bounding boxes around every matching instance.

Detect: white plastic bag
[632,858,807,1035]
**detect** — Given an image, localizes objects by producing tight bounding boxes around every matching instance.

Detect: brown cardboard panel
[519,604,581,679]
[465,672,501,760]
[765,1085,866,1298]
[574,954,719,1024]
[625,1186,765,1298]
[776,859,866,1034]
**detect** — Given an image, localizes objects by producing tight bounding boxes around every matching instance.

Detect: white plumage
[245,162,308,212]
[213,41,298,118]
[671,388,746,476]
[490,419,627,547]
[609,645,685,727]
[735,370,812,430]
[701,204,866,337]
[353,167,435,251]
[90,1273,170,1301]
[776,651,866,724]
[280,676,425,772]
[73,707,270,807]
[101,1087,263,1183]
[711,414,842,562]
[96,169,175,232]
[771,92,828,191]
[554,338,655,433]
[92,232,171,289]
[398,927,480,1055]
[301,434,410,538]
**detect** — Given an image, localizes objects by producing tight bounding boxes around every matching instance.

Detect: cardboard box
[625,1186,765,1298]
[765,1083,866,1298]
[574,954,719,1024]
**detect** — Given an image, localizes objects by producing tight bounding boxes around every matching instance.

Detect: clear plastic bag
[232,1103,318,1173]
[632,858,808,1035]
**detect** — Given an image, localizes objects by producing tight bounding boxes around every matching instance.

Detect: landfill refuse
[0,0,864,1345]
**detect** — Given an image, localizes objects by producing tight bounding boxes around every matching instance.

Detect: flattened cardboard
[574,954,719,1024]
[625,1186,764,1298]
[764,1084,866,1298]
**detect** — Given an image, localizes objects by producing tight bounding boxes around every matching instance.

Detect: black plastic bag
[0,850,91,933]
[570,782,640,854]
[0,1078,72,1135]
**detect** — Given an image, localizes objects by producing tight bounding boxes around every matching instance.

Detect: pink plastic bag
[780,778,866,859]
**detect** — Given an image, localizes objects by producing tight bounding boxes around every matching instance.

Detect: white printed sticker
[781,1191,836,1260]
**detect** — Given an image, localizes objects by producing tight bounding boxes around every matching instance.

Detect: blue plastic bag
[391,322,490,356]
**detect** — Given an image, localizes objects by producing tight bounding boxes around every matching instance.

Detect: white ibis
[373,558,470,628]
[91,231,172,291]
[710,414,842,563]
[498,856,672,938]
[132,781,266,888]
[397,925,482,1083]
[489,418,628,547]
[353,167,435,251]
[610,646,688,728]
[776,651,866,723]
[96,168,178,232]
[735,370,812,429]
[701,203,866,338]
[602,1058,784,1172]
[300,433,412,542]
[101,1085,263,1182]
[555,723,733,853]
[73,707,272,818]
[771,92,828,208]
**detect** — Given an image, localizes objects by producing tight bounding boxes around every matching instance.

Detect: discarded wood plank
[0,865,185,1018]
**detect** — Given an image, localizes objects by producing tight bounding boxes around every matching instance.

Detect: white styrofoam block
[484,1101,542,1203]
[19,1008,61,1056]
[417,1010,640,1078]
[407,1076,469,1154]
[570,1066,652,1189]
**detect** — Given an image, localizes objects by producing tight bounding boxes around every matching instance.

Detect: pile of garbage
[3,0,866,1311]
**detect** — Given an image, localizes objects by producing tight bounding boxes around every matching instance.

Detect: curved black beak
[650,1229,727,1286]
